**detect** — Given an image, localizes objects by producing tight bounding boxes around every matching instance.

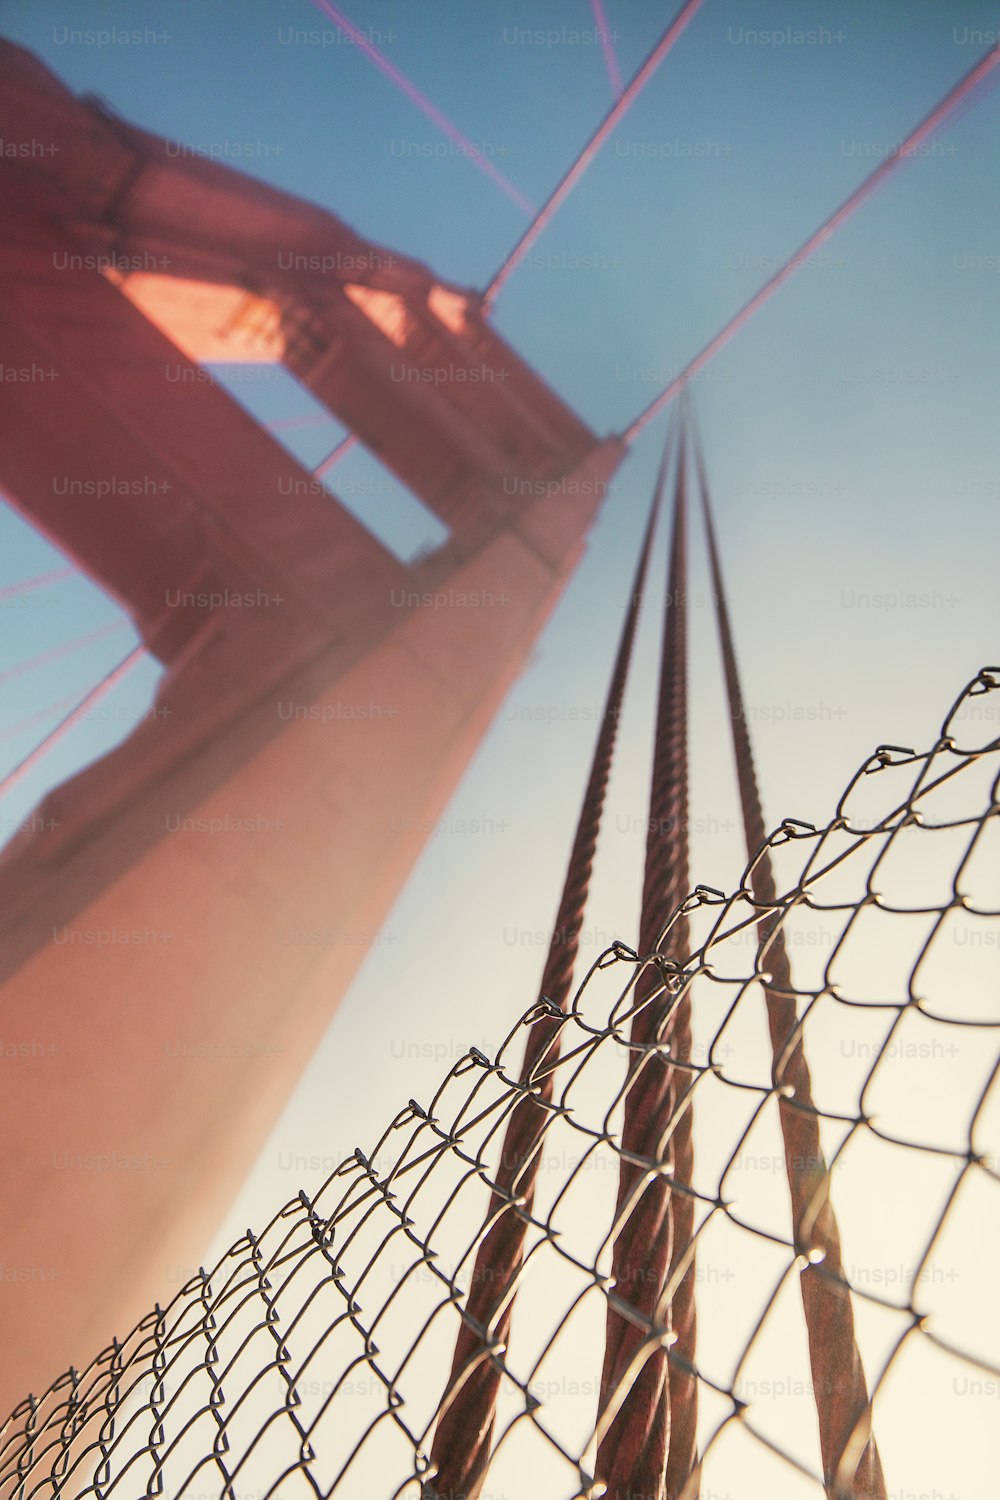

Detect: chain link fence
[2,668,999,1500]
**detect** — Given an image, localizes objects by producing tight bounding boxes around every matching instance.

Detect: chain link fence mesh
[2,667,999,1500]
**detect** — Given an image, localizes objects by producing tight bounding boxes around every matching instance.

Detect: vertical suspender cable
[425,426,674,1500]
[597,420,696,1500]
[693,409,886,1500]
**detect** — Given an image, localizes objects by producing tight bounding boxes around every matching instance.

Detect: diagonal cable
[591,0,624,99]
[0,645,147,801]
[0,567,77,601]
[0,621,127,688]
[484,0,704,306]
[309,0,534,214]
[624,39,1000,441]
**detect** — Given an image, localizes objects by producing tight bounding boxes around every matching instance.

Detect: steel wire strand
[424,433,673,1500]
[597,432,696,1500]
[694,415,886,1500]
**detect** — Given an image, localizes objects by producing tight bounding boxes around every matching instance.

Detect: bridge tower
[0,40,625,1412]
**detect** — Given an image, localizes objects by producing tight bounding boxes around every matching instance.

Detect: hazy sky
[1,2,998,1491]
[2,0,996,1102]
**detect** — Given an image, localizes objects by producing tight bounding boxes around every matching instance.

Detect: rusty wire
[2,668,1000,1500]
[596,427,695,1500]
[425,427,669,1500]
[693,406,885,1500]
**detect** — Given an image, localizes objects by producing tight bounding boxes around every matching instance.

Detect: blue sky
[3,0,998,840]
[1,6,999,1475]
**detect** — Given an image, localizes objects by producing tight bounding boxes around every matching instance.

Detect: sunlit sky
[2,1,999,1491]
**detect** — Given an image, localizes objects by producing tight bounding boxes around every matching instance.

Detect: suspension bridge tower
[0,39,625,1413]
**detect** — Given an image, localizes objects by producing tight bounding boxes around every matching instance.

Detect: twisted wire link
[424,435,671,1500]
[1,668,999,1500]
[597,433,696,1500]
[694,416,886,1500]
